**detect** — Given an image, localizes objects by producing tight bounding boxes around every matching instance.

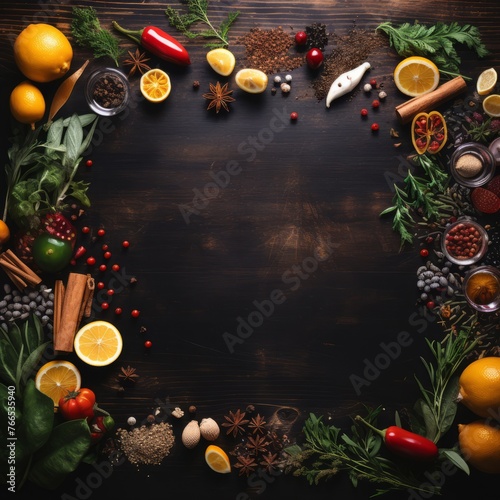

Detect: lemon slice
[140,69,171,102]
[477,68,497,96]
[235,68,268,94]
[74,320,123,366]
[35,360,81,407]
[205,445,231,473]
[206,48,236,76]
[393,56,440,97]
[483,94,500,117]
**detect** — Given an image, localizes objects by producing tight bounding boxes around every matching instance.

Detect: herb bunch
[71,7,124,66]
[285,408,441,497]
[165,0,239,48]
[4,114,98,230]
[376,21,489,77]
[380,153,453,248]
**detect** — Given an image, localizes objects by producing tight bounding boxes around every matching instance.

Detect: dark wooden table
[1,1,500,499]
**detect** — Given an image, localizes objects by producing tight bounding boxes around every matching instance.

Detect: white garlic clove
[182,420,201,449]
[199,417,220,441]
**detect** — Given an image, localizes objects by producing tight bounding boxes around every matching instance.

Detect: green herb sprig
[285,408,441,497]
[71,7,124,66]
[165,0,239,48]
[376,21,489,78]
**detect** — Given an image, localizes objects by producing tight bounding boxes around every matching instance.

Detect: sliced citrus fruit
[393,56,440,97]
[483,94,500,117]
[206,48,236,76]
[74,320,123,366]
[35,360,81,407]
[205,445,231,473]
[140,69,171,102]
[477,68,497,96]
[235,68,268,94]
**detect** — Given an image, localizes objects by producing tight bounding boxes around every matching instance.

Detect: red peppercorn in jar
[442,219,488,265]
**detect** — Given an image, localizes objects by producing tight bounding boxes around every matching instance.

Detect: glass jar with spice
[449,142,496,188]
[463,265,500,312]
[85,67,130,116]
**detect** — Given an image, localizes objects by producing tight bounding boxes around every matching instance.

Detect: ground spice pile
[312,28,386,101]
[238,27,304,74]
[116,422,174,465]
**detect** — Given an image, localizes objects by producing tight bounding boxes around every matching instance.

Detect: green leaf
[63,114,84,164]
[22,314,43,354]
[46,118,64,148]
[0,339,19,384]
[29,419,92,489]
[442,449,470,475]
[20,342,50,387]
[78,115,98,156]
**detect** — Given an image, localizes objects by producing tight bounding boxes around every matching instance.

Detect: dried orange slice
[74,320,123,366]
[206,48,236,76]
[393,56,440,97]
[205,445,231,473]
[483,94,500,117]
[411,111,447,155]
[140,69,171,102]
[235,68,268,94]
[477,68,497,96]
[35,360,81,407]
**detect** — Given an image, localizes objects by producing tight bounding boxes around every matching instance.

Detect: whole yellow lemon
[458,420,500,474]
[458,356,500,418]
[10,81,46,130]
[14,23,73,83]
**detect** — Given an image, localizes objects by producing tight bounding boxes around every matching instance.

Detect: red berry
[369,78,377,86]
[131,309,140,318]
[361,108,368,117]
[372,99,380,108]
[290,111,298,121]
[82,226,90,234]
[112,264,120,272]
[102,244,109,251]
[371,123,379,132]
[426,301,435,310]
[144,340,152,349]
[306,48,323,70]
[101,302,109,310]
[97,228,105,237]
[294,31,307,46]
[85,159,93,167]
[122,240,130,248]
[107,289,115,296]
[104,251,112,259]
[99,264,107,272]
[420,248,429,257]
[114,307,122,315]
[86,256,96,266]
[97,282,105,290]
[70,259,76,266]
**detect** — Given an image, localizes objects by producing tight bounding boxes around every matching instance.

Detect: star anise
[248,413,267,434]
[222,409,249,437]
[260,452,280,473]
[118,365,139,384]
[246,434,270,454]
[202,81,235,113]
[123,49,151,77]
[234,455,258,477]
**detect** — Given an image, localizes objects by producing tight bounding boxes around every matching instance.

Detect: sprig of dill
[165,0,239,48]
[376,21,489,77]
[71,7,124,66]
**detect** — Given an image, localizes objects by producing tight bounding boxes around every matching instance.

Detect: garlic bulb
[182,420,201,449]
[200,418,220,441]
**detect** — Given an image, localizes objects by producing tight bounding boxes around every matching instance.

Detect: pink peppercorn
[361,108,368,117]
[290,112,298,121]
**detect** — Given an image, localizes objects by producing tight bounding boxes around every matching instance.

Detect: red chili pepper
[112,21,191,66]
[74,245,87,259]
[356,415,438,461]
[89,415,115,443]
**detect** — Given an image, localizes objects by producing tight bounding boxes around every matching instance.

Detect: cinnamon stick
[53,280,65,345]
[78,275,95,323]
[0,249,41,288]
[395,76,468,124]
[54,273,88,353]
[4,268,27,292]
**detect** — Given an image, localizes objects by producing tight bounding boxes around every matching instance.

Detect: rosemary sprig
[376,21,489,77]
[411,329,480,445]
[165,0,239,48]
[285,408,441,497]
[71,7,124,66]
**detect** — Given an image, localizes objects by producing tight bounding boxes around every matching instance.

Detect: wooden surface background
[1,0,500,499]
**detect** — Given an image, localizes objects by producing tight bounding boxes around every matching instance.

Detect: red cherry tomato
[144,340,152,349]
[306,48,323,69]
[131,309,140,318]
[58,388,96,420]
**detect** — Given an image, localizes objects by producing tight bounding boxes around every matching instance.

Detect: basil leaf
[29,419,91,490]
[18,379,54,456]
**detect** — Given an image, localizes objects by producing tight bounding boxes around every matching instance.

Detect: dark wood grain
[2,1,500,499]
